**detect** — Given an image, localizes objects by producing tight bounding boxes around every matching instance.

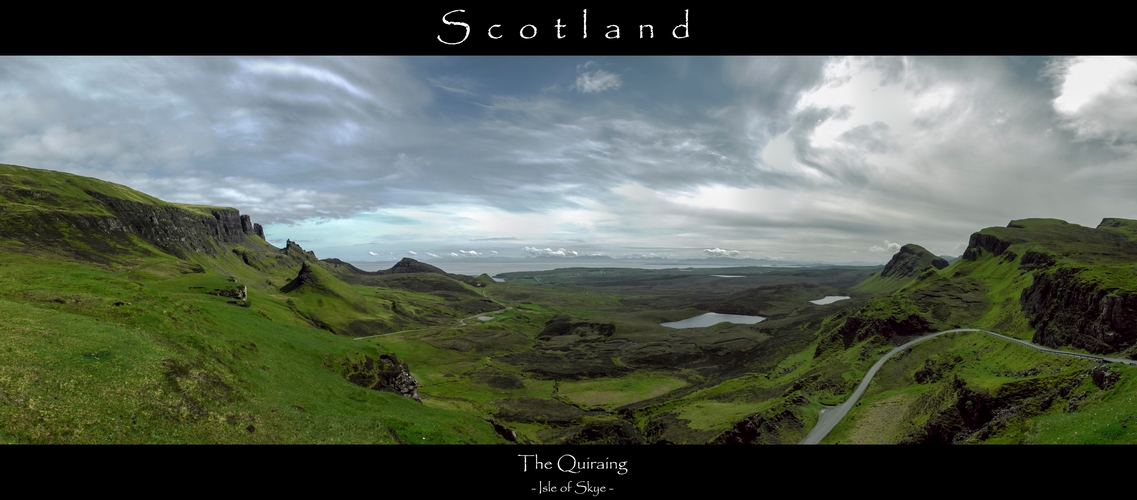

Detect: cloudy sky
[2,56,1136,264]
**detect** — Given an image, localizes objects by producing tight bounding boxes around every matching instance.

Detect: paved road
[799,328,1137,444]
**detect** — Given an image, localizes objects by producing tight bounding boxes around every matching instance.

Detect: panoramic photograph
[2,56,1136,451]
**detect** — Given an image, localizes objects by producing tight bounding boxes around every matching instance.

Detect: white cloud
[407,250,417,255]
[703,247,741,257]
[523,246,580,257]
[369,251,377,256]
[240,59,374,101]
[427,252,440,258]
[869,241,902,253]
[572,65,622,94]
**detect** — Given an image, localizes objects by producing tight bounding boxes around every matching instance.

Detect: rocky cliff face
[962,232,1015,261]
[1021,267,1137,355]
[86,191,262,258]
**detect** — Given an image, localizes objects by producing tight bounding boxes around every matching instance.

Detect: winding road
[799,328,1137,444]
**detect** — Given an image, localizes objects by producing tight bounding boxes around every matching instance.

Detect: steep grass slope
[0,164,506,443]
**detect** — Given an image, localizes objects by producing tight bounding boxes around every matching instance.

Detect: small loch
[661,312,766,329]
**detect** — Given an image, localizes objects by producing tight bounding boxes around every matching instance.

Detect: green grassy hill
[0,164,507,443]
[803,218,1137,444]
[851,243,949,296]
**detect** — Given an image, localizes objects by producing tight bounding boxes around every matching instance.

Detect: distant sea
[347,261,770,277]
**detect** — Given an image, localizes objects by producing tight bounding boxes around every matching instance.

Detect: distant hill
[388,257,448,274]
[323,257,448,275]
[851,243,947,296]
[322,256,487,294]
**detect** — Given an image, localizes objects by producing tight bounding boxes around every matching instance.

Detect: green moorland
[4,162,1137,444]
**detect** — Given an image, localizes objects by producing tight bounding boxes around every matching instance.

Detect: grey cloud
[123,174,378,224]
[838,122,895,154]
[725,56,830,142]
[1046,56,1137,146]
[0,57,432,221]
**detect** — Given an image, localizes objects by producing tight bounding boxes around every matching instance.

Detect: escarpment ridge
[842,218,1137,358]
[0,164,265,261]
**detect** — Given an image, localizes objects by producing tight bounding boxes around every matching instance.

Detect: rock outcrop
[1091,364,1122,390]
[282,239,317,260]
[1021,267,1137,354]
[208,285,248,306]
[339,354,422,402]
[279,261,331,295]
